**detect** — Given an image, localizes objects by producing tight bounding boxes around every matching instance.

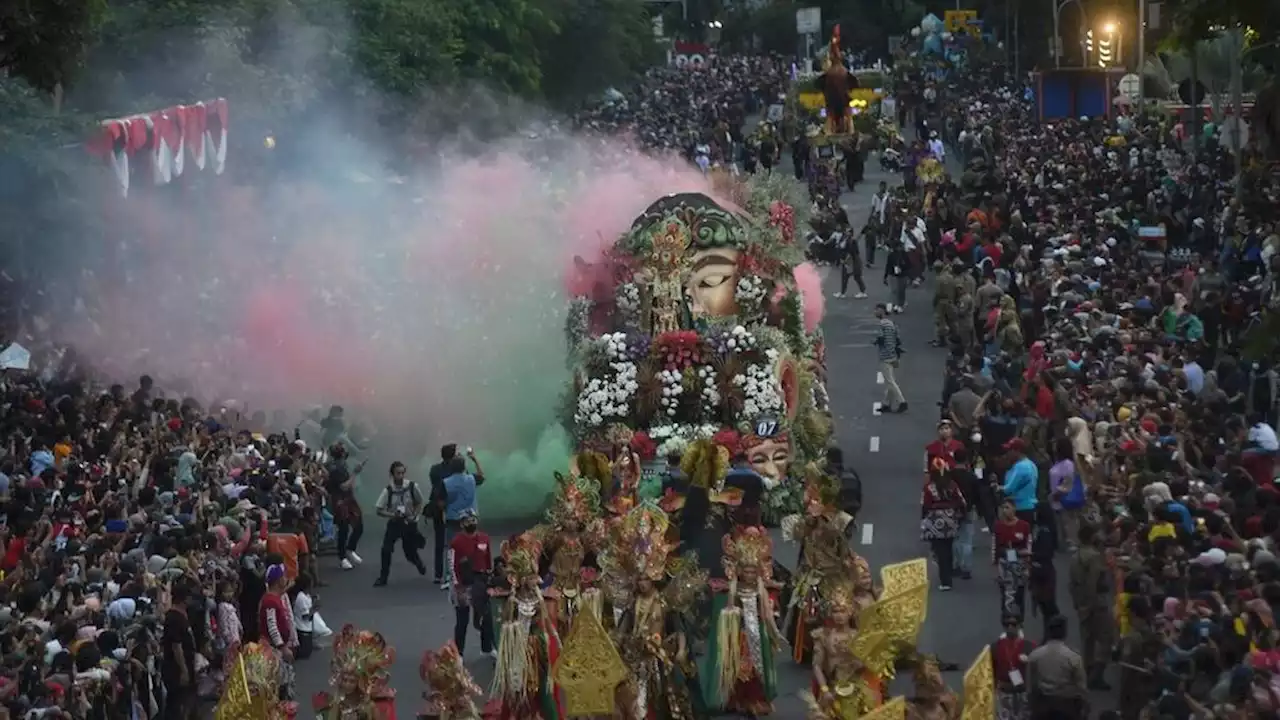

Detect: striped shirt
[875,318,900,361]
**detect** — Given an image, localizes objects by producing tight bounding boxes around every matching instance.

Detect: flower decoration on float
[562,173,829,525]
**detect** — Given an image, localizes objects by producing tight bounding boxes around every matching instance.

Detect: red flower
[712,428,741,455]
[630,431,657,462]
[768,201,796,245]
[654,331,704,370]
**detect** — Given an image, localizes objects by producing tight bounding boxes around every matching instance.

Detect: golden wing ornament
[214,653,253,720]
[859,694,907,720]
[961,646,995,720]
[553,607,628,716]
[851,629,896,679]
[879,558,928,607]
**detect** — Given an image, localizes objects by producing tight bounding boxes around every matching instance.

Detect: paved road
[295,153,1106,715]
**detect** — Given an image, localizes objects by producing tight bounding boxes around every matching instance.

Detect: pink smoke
[793,262,826,332]
[55,137,736,452]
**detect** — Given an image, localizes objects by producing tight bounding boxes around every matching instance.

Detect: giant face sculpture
[626,193,749,326]
[744,432,792,483]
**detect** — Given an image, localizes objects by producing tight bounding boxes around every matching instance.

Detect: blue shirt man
[1000,438,1039,514]
[443,451,486,522]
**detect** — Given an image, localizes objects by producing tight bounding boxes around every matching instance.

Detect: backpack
[384,482,421,514]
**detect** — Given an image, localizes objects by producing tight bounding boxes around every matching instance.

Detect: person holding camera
[448,510,495,658]
[372,461,426,587]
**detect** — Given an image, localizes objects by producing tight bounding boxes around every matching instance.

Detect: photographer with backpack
[373,461,427,587]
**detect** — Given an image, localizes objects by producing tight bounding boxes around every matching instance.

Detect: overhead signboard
[944,10,977,32]
[796,7,821,35]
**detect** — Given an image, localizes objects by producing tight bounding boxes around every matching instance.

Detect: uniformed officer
[932,261,956,347]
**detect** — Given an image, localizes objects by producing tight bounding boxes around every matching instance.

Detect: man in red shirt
[926,419,965,467]
[991,614,1035,716]
[449,510,494,657]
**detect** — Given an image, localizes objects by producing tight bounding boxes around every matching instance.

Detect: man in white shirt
[1248,417,1279,453]
[928,131,945,163]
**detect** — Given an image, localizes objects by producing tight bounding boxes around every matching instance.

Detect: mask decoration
[564,176,831,528]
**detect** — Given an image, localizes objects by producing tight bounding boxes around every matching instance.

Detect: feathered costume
[699,526,782,715]
[419,641,483,720]
[486,533,563,720]
[313,625,396,720]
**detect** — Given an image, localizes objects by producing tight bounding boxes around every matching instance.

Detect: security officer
[953,289,977,352]
[932,261,956,347]
[1068,524,1113,690]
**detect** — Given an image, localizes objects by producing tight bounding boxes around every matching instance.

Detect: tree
[537,0,659,107]
[0,0,108,103]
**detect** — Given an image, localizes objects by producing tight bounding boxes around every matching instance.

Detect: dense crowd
[898,65,1280,719]
[573,54,791,169]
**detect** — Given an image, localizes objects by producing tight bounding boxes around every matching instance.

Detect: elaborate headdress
[823,25,846,73]
[546,472,602,529]
[913,654,949,698]
[603,501,676,582]
[329,625,395,699]
[824,579,857,616]
[420,641,482,719]
[217,642,294,720]
[722,526,774,579]
[500,532,544,587]
[802,462,840,513]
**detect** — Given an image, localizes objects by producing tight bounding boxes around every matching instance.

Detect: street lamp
[1102,21,1116,34]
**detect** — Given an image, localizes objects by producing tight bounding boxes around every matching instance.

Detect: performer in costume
[783,467,874,663]
[215,642,298,720]
[419,641,483,720]
[804,582,885,719]
[312,625,396,720]
[487,533,563,720]
[602,502,707,720]
[906,656,961,720]
[815,26,858,135]
[540,473,605,637]
[700,526,782,715]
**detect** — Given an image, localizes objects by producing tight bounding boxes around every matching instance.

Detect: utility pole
[1230,24,1244,194]
[1137,0,1146,112]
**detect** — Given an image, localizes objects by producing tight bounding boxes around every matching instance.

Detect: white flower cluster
[658,368,685,418]
[575,333,638,428]
[735,362,783,419]
[734,275,767,304]
[601,332,629,361]
[649,424,720,458]
[697,365,720,414]
[615,283,641,315]
[726,325,756,351]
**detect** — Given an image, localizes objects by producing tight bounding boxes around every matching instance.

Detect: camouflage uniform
[952,266,977,347]
[933,265,956,344]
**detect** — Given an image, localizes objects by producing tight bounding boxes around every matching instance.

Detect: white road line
[872,401,883,416]
[869,436,880,452]
[860,523,875,545]
[876,371,885,384]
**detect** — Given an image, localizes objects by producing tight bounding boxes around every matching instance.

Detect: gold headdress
[722,525,774,579]
[572,451,612,494]
[419,641,482,719]
[802,462,840,513]
[680,438,730,491]
[501,532,544,586]
[217,642,292,720]
[329,625,395,699]
[602,501,676,581]
[824,578,857,615]
[547,472,602,529]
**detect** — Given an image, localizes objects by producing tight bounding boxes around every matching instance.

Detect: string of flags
[83,98,229,196]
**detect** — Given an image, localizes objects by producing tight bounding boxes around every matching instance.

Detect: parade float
[561,166,829,528]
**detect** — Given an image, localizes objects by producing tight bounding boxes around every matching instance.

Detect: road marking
[876,371,885,384]
[869,436,880,452]
[872,401,883,416]
[861,523,874,545]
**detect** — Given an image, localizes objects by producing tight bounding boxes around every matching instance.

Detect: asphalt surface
[295,150,1109,715]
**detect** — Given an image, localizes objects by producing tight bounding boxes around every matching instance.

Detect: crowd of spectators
[573,54,791,167]
[910,60,1280,719]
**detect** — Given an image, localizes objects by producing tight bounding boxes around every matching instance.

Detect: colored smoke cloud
[43,105,735,518]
